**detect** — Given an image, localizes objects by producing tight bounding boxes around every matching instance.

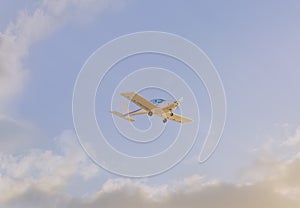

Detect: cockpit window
[151,98,165,104]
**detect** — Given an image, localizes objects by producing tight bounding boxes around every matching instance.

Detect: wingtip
[120,92,128,98]
[182,118,193,123]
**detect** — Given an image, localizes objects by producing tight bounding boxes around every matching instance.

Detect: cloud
[0,0,125,111]
[1,128,300,208]
[0,130,100,205]
[2,169,300,208]
[283,126,300,147]
[0,115,42,154]
[84,173,299,208]
[0,8,56,109]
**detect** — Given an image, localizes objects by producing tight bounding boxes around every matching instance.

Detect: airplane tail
[111,111,135,122]
[178,97,184,104]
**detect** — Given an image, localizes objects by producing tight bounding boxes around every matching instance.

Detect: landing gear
[148,111,153,116]
[163,118,167,123]
[170,112,174,116]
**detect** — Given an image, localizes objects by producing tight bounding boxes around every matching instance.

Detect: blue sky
[1,0,300,207]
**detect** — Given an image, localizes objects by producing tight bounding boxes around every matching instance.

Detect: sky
[1,0,300,207]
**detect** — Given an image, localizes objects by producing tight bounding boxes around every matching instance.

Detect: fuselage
[124,98,179,117]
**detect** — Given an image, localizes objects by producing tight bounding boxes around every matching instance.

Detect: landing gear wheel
[163,118,167,123]
[170,112,174,116]
[148,111,153,116]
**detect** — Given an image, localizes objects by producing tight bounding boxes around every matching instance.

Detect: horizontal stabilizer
[111,111,135,122]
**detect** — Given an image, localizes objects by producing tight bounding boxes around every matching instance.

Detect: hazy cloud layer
[1,128,300,208]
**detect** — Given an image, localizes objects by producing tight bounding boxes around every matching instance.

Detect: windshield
[150,98,165,104]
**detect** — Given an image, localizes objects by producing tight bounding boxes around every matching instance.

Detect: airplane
[111,92,192,124]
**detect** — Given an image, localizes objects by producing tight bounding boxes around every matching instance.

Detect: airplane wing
[166,113,192,123]
[120,92,157,112]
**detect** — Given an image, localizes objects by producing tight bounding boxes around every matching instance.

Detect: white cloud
[0,115,40,154]
[0,130,100,205]
[1,128,300,207]
[284,126,300,147]
[0,8,56,110]
[0,0,125,111]
[2,169,300,208]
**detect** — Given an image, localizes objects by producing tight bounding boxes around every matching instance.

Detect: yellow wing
[120,92,157,112]
[165,113,192,123]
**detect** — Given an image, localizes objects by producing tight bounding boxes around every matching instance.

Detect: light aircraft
[111,92,192,123]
